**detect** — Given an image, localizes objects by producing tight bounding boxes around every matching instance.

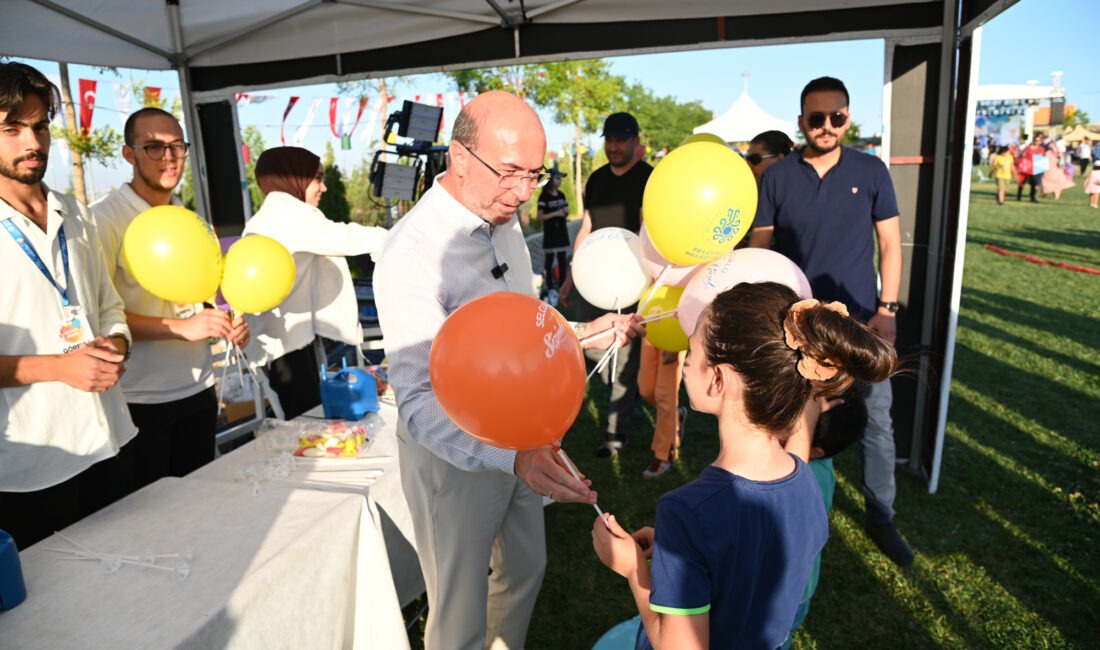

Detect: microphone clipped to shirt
[491,262,509,279]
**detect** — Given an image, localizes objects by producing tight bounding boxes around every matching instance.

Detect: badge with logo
[58,305,93,352]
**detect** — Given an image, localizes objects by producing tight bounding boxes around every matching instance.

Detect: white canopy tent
[694,90,798,143]
[0,0,1023,492]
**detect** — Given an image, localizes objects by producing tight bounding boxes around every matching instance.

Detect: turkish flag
[78,78,96,136]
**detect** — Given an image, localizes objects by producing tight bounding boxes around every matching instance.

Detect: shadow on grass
[961,287,1100,353]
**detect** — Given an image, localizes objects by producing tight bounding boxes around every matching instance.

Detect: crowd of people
[976,132,1099,206]
[2,57,917,649]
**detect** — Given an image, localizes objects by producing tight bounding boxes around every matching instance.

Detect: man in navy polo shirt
[749,76,913,566]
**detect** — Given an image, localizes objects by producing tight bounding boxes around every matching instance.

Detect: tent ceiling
[5,0,941,93]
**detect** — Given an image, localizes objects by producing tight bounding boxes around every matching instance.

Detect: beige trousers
[397,422,546,650]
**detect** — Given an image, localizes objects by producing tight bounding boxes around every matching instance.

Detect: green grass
[409,181,1100,648]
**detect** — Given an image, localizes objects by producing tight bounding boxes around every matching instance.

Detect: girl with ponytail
[592,281,899,650]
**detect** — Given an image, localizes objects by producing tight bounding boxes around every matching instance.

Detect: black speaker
[1050,97,1065,126]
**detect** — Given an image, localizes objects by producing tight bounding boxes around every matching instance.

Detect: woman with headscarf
[242,146,388,418]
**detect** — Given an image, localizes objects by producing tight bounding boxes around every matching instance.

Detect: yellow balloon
[122,205,221,303]
[641,285,689,352]
[679,132,727,147]
[220,235,296,314]
[642,142,757,265]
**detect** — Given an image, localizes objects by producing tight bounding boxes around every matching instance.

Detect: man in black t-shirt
[561,112,653,457]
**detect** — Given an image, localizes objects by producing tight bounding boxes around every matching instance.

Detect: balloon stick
[637,264,670,314]
[577,310,677,346]
[555,447,607,522]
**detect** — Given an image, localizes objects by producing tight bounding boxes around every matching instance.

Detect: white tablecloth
[0,476,410,650]
[191,401,424,607]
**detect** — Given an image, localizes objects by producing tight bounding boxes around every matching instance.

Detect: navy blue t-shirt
[637,458,829,650]
[754,147,899,321]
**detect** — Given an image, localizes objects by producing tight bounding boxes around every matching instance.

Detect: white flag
[114,83,131,129]
[293,97,322,146]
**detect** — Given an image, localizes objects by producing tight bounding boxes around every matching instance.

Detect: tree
[1064,107,1091,130]
[344,154,389,227]
[449,66,541,98]
[241,125,266,212]
[528,61,623,213]
[319,142,351,223]
[617,83,712,154]
[52,62,123,204]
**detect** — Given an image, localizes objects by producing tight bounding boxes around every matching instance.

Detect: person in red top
[1017,133,1045,202]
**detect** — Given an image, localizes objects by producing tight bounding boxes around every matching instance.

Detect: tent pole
[167,0,211,222]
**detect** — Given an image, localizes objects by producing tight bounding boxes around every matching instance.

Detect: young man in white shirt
[92,107,248,492]
[0,61,136,548]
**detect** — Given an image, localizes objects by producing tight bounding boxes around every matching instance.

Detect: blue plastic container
[0,529,27,610]
[319,364,379,420]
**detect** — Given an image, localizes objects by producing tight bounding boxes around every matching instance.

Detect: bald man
[375,91,642,650]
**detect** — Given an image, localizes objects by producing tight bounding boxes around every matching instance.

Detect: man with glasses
[749,77,913,567]
[0,61,135,547]
[375,91,642,650]
[561,112,653,458]
[92,107,248,492]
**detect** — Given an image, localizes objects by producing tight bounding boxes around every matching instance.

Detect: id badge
[173,302,196,320]
[59,305,94,351]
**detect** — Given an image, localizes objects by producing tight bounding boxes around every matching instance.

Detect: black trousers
[267,342,323,420]
[125,386,218,493]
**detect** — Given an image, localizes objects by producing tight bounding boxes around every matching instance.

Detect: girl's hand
[592,514,645,579]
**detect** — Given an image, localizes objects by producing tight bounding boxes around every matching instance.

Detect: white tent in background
[694,78,798,143]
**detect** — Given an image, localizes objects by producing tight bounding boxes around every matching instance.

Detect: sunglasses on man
[805,112,849,129]
[744,153,777,166]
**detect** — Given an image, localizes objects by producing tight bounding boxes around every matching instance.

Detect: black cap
[602,112,639,138]
[548,167,567,178]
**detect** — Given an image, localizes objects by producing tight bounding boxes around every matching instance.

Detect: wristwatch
[109,333,132,361]
[877,300,900,314]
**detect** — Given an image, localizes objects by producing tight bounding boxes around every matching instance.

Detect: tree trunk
[57,62,87,205]
[573,122,584,214]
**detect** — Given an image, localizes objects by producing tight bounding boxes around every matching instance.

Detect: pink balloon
[678,248,812,337]
[639,224,700,287]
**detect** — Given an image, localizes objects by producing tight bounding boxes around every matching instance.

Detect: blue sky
[14,0,1097,196]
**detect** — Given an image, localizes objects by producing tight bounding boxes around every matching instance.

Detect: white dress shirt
[91,184,215,404]
[242,191,388,365]
[0,188,137,491]
[374,178,536,474]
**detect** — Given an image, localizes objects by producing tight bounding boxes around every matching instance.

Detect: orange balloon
[429,292,586,450]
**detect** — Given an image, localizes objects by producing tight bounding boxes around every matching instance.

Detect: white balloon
[678,248,813,336]
[571,227,650,310]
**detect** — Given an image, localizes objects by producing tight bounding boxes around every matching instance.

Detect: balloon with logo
[219,235,296,314]
[122,205,221,303]
[430,292,586,450]
[642,141,757,265]
[639,226,699,289]
[678,248,812,337]
[571,227,650,310]
[640,285,689,352]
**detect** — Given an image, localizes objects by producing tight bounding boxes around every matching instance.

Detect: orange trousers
[637,339,686,462]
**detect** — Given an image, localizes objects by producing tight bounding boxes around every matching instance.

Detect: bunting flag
[113,83,131,129]
[459,91,466,109]
[236,93,276,106]
[293,97,322,146]
[346,97,368,137]
[144,87,161,107]
[78,78,96,135]
[329,97,341,138]
[281,96,300,145]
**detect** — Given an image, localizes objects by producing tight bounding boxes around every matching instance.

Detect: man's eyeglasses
[745,152,778,166]
[136,142,190,160]
[805,112,848,130]
[457,141,550,189]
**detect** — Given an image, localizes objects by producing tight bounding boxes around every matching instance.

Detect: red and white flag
[281,96,300,145]
[78,78,96,135]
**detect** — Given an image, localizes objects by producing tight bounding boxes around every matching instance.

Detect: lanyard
[2,216,71,307]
